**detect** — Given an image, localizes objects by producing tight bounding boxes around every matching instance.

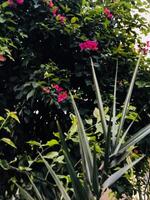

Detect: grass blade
[103,156,144,190]
[70,92,93,185]
[40,153,71,200]
[90,57,107,138]
[116,54,142,141]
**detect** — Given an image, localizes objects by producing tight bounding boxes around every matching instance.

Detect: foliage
[12,54,150,200]
[0,0,150,199]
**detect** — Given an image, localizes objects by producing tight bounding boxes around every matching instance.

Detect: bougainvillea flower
[42,87,50,94]
[79,40,98,51]
[104,7,113,19]
[16,0,24,4]
[107,13,113,19]
[104,8,111,15]
[52,84,64,92]
[52,7,59,16]
[147,41,150,48]
[57,91,68,103]
[7,0,14,6]
[57,14,66,24]
[49,0,54,8]
[0,55,6,62]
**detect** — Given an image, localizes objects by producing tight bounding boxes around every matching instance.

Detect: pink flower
[0,54,6,62]
[141,47,149,55]
[79,40,98,51]
[104,8,111,15]
[104,7,113,19]
[7,0,14,6]
[57,91,68,103]
[16,0,24,5]
[107,13,113,19]
[52,7,59,16]
[42,87,50,94]
[146,41,150,48]
[57,14,66,24]
[49,0,54,8]
[52,84,64,92]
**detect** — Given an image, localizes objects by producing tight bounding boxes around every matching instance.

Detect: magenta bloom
[52,7,59,16]
[52,84,64,92]
[104,7,113,19]
[57,14,66,24]
[107,13,113,19]
[16,0,24,4]
[49,0,54,8]
[104,8,111,15]
[42,87,50,94]
[7,0,14,6]
[57,91,68,103]
[147,41,150,48]
[79,40,98,51]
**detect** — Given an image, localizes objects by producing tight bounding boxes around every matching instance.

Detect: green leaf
[112,60,118,147]
[118,124,150,154]
[44,139,59,147]
[8,111,20,123]
[103,156,144,190]
[40,153,71,200]
[27,140,41,147]
[57,121,89,200]
[28,175,43,200]
[26,90,35,100]
[93,107,100,122]
[0,159,10,170]
[71,17,78,23]
[92,147,100,198]
[3,127,11,133]
[113,121,134,155]
[90,58,107,138]
[19,166,32,171]
[1,2,9,8]
[0,17,6,23]
[14,182,35,200]
[44,151,59,159]
[70,92,93,185]
[0,116,5,121]
[116,54,142,142]
[1,138,16,148]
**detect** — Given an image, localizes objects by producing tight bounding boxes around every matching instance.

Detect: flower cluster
[104,8,113,19]
[79,40,98,51]
[48,0,66,24]
[42,84,68,103]
[8,0,24,6]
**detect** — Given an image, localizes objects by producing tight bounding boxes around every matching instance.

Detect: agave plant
[16,53,150,200]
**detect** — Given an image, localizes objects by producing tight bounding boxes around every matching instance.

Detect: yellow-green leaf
[8,111,20,123]
[1,138,17,148]
[45,139,59,147]
[71,17,78,24]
